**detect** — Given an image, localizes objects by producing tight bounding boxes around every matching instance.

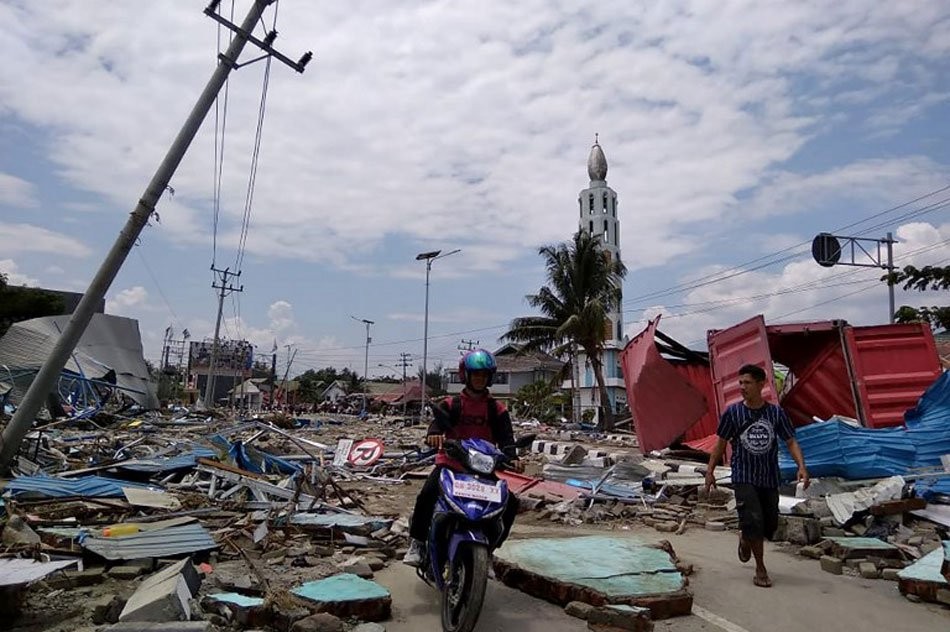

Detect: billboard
[189,339,253,372]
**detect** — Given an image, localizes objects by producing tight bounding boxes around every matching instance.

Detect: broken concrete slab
[119,560,201,623]
[202,593,268,627]
[897,542,950,603]
[2,515,41,546]
[493,536,691,619]
[823,537,902,560]
[292,573,392,621]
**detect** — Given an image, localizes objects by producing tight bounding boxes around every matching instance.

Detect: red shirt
[434,390,507,469]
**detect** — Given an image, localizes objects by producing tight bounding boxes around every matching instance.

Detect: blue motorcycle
[416,437,513,632]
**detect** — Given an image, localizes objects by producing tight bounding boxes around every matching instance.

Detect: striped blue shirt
[717,402,795,488]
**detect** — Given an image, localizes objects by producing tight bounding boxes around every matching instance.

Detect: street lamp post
[351,315,374,416]
[415,248,461,419]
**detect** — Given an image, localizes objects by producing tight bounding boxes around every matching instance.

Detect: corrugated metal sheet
[0,558,78,587]
[4,474,152,499]
[708,315,778,413]
[778,419,916,480]
[904,371,950,467]
[115,448,217,475]
[620,318,709,452]
[81,523,217,560]
[846,323,943,429]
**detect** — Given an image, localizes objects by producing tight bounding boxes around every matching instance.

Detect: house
[446,344,565,402]
[229,379,262,409]
[321,380,348,403]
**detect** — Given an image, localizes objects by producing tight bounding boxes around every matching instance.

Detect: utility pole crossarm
[0,0,311,472]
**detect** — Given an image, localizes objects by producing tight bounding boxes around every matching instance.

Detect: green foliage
[0,273,66,339]
[512,379,565,422]
[503,230,626,430]
[883,264,950,331]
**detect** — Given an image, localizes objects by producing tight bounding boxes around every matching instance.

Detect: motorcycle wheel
[440,542,489,632]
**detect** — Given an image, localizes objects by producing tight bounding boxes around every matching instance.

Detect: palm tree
[503,230,626,430]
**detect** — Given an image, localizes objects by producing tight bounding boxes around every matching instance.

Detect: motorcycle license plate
[453,479,502,503]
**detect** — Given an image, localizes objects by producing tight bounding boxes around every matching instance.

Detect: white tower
[572,135,626,421]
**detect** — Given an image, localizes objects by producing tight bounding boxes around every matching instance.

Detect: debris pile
[0,410,432,631]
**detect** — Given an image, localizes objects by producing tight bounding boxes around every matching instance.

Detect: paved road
[374,524,950,632]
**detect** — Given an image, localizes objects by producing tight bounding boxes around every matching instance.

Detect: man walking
[704,364,809,588]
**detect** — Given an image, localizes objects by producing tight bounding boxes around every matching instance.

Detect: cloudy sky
[1,0,949,376]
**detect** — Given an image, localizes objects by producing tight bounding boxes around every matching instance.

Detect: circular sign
[812,233,841,268]
[347,438,385,467]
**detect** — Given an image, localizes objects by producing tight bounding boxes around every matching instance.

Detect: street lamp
[350,315,374,417]
[415,248,461,418]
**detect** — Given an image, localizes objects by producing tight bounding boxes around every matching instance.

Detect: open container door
[707,314,778,417]
[844,322,942,429]
[620,317,709,453]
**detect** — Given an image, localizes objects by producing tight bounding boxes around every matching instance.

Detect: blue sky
[1,1,949,376]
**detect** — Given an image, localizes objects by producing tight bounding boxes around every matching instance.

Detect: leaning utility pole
[203,266,243,407]
[0,0,311,471]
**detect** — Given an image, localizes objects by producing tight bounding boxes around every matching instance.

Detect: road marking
[692,605,752,632]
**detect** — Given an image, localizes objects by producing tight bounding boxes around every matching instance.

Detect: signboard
[347,438,385,467]
[333,439,354,467]
[189,339,253,371]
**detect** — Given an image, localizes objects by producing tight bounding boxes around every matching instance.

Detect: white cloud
[0,172,38,208]
[0,1,946,274]
[46,265,65,275]
[106,285,149,314]
[0,222,91,257]
[0,259,39,286]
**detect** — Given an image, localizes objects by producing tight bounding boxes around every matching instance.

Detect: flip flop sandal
[738,541,751,563]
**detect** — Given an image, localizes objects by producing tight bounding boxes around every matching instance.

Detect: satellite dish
[812,233,841,268]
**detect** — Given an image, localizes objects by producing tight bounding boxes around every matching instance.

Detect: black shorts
[734,483,779,541]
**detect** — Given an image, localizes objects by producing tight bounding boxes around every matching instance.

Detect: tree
[511,379,566,423]
[0,274,66,339]
[884,265,950,331]
[503,230,626,430]
[419,362,446,397]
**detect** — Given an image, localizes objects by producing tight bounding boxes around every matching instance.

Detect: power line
[211,0,236,267]
[621,184,950,308]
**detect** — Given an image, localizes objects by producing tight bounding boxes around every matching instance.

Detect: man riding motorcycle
[403,348,521,567]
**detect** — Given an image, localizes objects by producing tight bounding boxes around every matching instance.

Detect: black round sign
[812,233,841,267]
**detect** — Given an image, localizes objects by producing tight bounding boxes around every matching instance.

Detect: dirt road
[374,524,950,632]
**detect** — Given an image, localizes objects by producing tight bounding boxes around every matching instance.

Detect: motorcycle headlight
[467,449,496,475]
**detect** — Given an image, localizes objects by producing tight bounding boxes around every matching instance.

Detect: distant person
[704,364,809,588]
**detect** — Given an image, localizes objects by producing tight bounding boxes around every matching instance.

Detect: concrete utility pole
[204,266,243,407]
[398,352,412,416]
[458,339,478,353]
[0,0,311,471]
[350,316,374,415]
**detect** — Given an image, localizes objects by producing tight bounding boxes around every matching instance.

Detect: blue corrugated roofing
[114,448,217,475]
[779,420,915,480]
[905,372,950,467]
[3,474,153,500]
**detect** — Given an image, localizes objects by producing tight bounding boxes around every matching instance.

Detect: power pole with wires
[398,352,412,416]
[0,0,311,471]
[204,266,243,407]
[350,316,374,416]
[458,339,478,353]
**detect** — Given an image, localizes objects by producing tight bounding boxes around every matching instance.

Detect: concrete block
[586,604,653,631]
[784,517,821,545]
[820,556,843,575]
[291,613,345,632]
[90,594,125,624]
[705,521,726,532]
[566,601,596,619]
[799,545,824,560]
[882,568,901,581]
[859,562,880,579]
[119,573,191,622]
[352,624,386,632]
[822,527,847,537]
